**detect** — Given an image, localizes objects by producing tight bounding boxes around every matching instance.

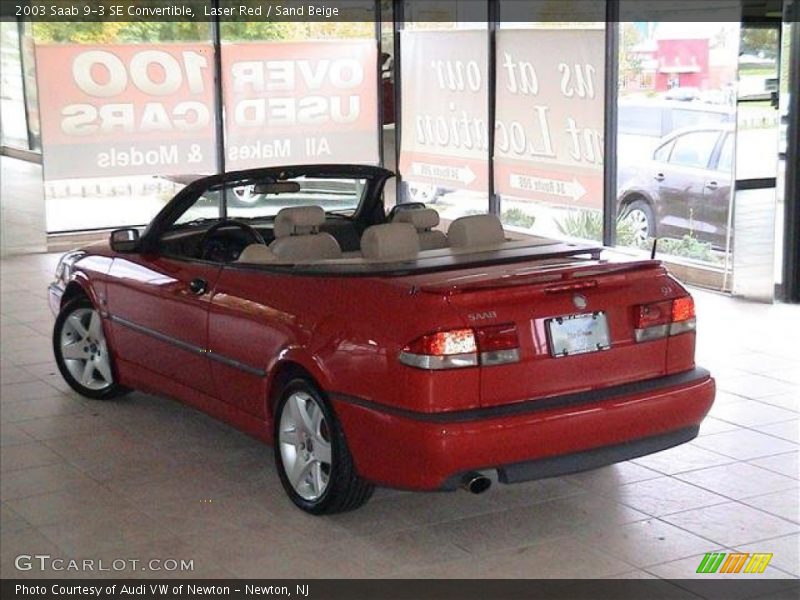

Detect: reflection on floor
[1,252,798,579]
[0,158,47,256]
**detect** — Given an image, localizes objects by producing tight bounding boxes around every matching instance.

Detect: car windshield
[174,176,367,226]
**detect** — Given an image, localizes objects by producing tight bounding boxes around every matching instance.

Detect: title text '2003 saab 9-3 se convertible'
[49,165,715,514]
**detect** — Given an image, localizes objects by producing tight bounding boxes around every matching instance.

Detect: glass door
[730,21,782,301]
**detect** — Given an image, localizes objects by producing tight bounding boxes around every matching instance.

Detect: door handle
[654,173,665,182]
[706,181,719,190]
[188,278,208,295]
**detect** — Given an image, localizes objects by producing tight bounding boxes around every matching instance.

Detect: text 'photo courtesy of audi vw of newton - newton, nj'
[48,164,715,515]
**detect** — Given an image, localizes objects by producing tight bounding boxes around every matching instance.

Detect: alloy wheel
[625,208,651,246]
[59,307,114,390]
[278,391,333,501]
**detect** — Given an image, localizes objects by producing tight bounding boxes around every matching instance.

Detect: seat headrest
[237,244,277,264]
[361,223,420,261]
[393,208,440,231]
[447,214,505,248]
[273,206,326,238]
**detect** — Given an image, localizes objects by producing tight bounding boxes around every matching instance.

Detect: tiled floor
[0,158,47,256]
[0,252,798,579]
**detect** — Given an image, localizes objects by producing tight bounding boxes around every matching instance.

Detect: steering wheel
[198,220,266,262]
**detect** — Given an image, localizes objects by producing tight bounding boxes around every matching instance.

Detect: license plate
[547,312,611,358]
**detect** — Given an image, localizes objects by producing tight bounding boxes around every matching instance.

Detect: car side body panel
[106,254,223,396]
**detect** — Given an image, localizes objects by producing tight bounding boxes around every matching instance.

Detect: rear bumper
[332,367,715,491]
[471,425,698,489]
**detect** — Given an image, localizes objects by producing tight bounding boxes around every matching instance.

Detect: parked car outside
[618,99,735,167]
[664,86,701,102]
[618,125,734,248]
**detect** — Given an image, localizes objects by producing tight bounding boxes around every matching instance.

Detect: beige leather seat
[393,208,448,251]
[447,214,506,248]
[269,206,342,261]
[361,223,420,261]
[237,243,277,264]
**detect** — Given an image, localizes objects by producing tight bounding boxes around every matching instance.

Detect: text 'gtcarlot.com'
[14,554,194,572]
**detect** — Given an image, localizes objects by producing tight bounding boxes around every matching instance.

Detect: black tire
[622,198,656,242]
[53,296,130,400]
[274,378,374,515]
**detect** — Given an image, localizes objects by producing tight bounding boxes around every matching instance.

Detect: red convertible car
[49,164,715,514]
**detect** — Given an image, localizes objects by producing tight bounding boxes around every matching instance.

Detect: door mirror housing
[110,228,140,253]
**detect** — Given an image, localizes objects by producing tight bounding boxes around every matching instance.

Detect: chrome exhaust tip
[461,472,491,494]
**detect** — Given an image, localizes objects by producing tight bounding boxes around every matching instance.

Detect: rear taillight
[671,296,695,320]
[635,296,696,342]
[399,324,520,370]
[669,295,697,336]
[634,300,671,342]
[475,323,521,366]
[399,329,478,370]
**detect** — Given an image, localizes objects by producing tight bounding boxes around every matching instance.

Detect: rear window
[618,106,662,137]
[672,109,730,131]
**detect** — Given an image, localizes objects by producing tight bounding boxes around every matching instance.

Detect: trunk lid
[410,258,682,407]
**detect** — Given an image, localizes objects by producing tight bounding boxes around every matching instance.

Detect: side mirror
[110,228,140,253]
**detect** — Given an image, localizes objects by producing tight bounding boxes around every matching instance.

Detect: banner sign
[398,30,489,192]
[222,40,379,170]
[494,29,605,209]
[36,40,379,180]
[36,43,217,180]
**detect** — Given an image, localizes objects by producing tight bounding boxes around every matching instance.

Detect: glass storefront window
[495,7,606,242]
[8,1,792,289]
[616,16,741,274]
[775,16,795,290]
[1,20,30,149]
[32,9,381,233]
[31,19,218,232]
[219,18,379,173]
[398,2,489,227]
[19,21,41,151]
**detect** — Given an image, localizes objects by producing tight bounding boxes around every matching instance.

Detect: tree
[741,27,779,58]
[619,22,644,90]
[33,21,371,44]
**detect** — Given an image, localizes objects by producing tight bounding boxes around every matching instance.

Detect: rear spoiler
[418,258,663,294]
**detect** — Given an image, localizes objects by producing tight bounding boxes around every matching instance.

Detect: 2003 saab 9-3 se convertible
[49,164,715,514]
